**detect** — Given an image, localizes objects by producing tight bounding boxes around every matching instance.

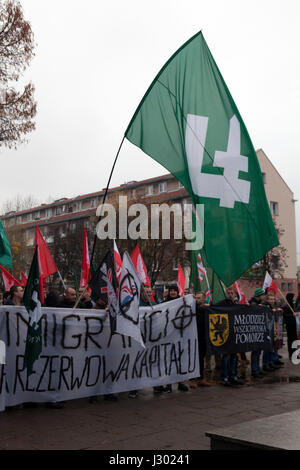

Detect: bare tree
[0,0,36,148]
[1,193,39,214]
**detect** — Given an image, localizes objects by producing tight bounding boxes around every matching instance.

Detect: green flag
[126,31,279,286]
[23,246,42,376]
[0,218,12,269]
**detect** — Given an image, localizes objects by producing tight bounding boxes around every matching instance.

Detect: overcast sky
[1,0,300,263]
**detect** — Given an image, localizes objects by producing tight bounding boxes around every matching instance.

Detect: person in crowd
[2,290,11,305]
[215,286,244,386]
[165,285,180,302]
[58,287,77,308]
[249,288,266,379]
[45,289,61,307]
[139,284,156,307]
[78,286,94,309]
[262,292,282,372]
[184,288,190,296]
[189,292,211,388]
[162,288,169,302]
[283,292,298,361]
[6,285,24,306]
[163,285,189,393]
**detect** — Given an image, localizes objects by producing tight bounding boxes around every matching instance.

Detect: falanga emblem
[209,314,229,347]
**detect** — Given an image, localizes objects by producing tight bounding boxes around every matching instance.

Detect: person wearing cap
[249,288,266,379]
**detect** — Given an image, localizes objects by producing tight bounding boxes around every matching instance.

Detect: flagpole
[276,287,297,316]
[89,135,126,270]
[74,136,126,310]
[57,270,66,290]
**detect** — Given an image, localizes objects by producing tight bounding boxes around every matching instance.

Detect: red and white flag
[177,263,186,297]
[131,244,154,300]
[205,289,212,304]
[197,253,206,283]
[0,265,22,291]
[263,271,278,295]
[233,281,247,304]
[80,228,90,287]
[20,270,28,286]
[113,240,122,284]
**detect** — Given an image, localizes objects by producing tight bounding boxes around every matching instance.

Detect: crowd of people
[1,281,300,410]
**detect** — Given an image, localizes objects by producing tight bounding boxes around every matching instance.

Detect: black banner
[205,304,274,354]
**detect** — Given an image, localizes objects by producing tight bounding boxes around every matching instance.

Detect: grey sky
[1,0,300,262]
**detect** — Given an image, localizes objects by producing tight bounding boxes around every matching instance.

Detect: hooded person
[283,292,298,360]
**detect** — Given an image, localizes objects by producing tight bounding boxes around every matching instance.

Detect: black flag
[89,251,119,331]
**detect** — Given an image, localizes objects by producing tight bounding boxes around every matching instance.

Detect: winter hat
[168,285,179,292]
[254,288,265,297]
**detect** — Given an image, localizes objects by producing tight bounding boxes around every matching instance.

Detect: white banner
[0,296,199,411]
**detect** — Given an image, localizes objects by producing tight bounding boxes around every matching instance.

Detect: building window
[281,282,286,291]
[288,283,293,291]
[28,213,32,221]
[178,181,184,189]
[262,172,266,184]
[56,207,62,216]
[147,185,154,196]
[132,189,137,199]
[90,199,97,208]
[70,222,76,232]
[270,201,279,216]
[46,209,52,218]
[158,182,167,193]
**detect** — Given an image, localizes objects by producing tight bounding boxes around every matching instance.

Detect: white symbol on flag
[185,114,251,209]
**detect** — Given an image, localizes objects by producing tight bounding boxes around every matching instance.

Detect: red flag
[35,226,58,303]
[233,281,248,304]
[177,263,186,297]
[20,270,28,286]
[80,228,90,287]
[35,226,58,279]
[263,271,278,295]
[113,240,122,284]
[130,244,150,286]
[130,244,155,301]
[0,265,21,290]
